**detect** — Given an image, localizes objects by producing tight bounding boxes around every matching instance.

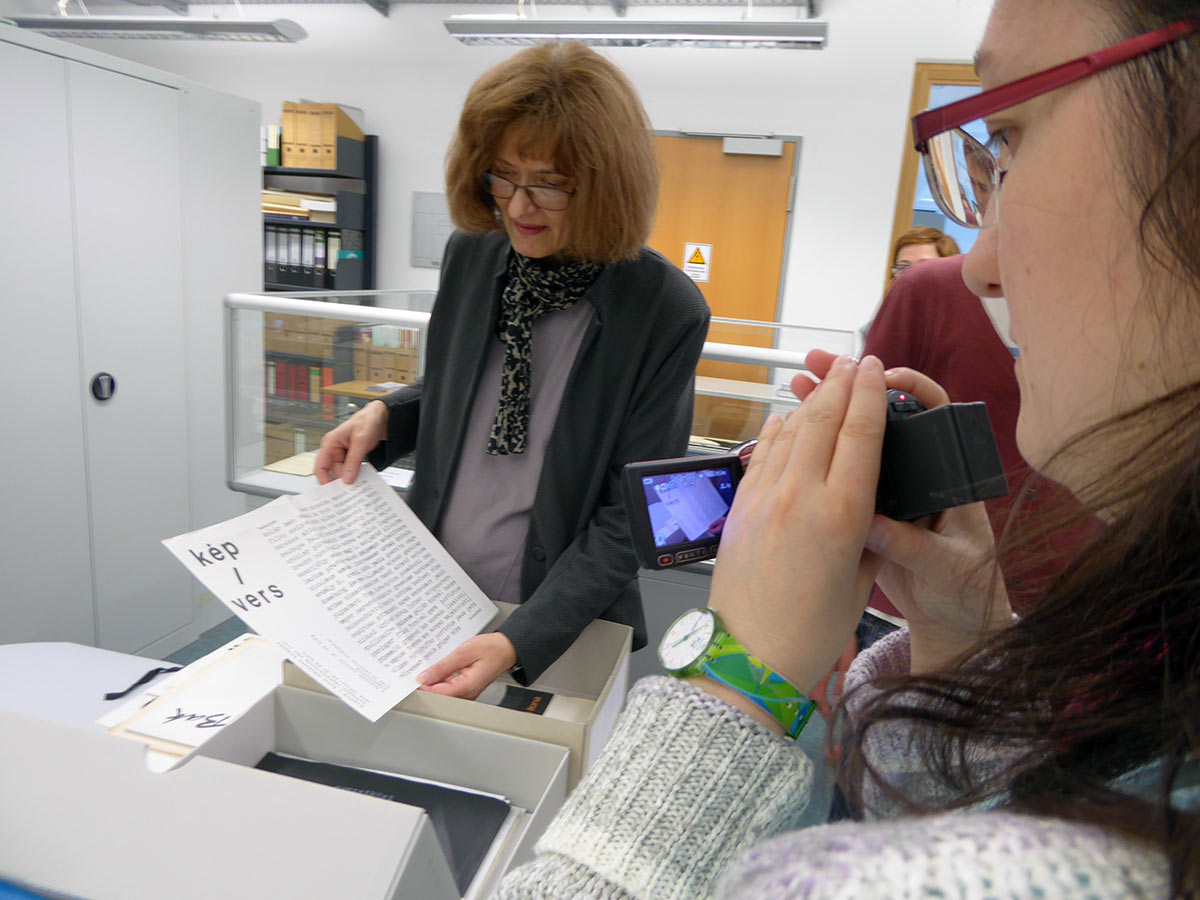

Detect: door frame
[886,63,979,289]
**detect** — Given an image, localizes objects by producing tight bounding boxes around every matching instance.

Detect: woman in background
[315,42,709,697]
[888,224,960,286]
[498,1,1200,896]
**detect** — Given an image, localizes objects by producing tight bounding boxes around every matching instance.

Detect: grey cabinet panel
[0,44,95,644]
[67,61,193,652]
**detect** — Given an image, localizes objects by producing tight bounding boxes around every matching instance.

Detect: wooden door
[648,135,795,442]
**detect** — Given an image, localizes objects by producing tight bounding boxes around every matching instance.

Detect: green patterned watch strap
[697,630,815,740]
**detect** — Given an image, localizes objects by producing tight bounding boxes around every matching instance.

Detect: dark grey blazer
[370,230,710,683]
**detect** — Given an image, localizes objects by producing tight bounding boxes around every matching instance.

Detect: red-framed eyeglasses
[911,19,1198,229]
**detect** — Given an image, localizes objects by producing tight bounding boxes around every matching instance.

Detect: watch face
[659,608,716,673]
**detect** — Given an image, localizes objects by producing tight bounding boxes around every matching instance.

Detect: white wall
[3,0,992,331]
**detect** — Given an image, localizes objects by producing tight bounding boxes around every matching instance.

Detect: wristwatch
[658,607,815,740]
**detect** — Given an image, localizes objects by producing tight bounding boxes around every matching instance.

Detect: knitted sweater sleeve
[497,638,1168,900]
[497,675,815,900]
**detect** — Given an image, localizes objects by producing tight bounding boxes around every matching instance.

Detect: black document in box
[256,752,514,896]
[162,464,498,721]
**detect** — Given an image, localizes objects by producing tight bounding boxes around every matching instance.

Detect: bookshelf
[260,314,423,476]
[262,134,378,293]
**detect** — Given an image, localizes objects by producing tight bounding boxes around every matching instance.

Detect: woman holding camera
[498,1,1200,897]
[315,43,709,696]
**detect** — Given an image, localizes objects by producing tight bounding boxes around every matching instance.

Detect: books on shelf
[262,188,337,213]
[262,189,340,226]
[261,123,281,167]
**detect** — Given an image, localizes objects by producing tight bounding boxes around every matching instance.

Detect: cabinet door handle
[90,372,117,401]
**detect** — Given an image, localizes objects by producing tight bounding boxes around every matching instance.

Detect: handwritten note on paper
[117,637,286,748]
[161,465,498,721]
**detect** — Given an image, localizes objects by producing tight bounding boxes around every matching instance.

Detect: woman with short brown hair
[316,42,710,697]
[888,225,960,284]
[445,40,657,263]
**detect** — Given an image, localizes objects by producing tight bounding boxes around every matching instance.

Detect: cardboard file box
[0,686,568,900]
[281,102,364,171]
[285,606,632,788]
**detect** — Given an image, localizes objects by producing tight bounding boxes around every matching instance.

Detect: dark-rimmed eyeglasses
[482,172,575,212]
[912,19,1198,229]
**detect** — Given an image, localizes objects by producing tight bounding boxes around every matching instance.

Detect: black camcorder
[622,390,1008,570]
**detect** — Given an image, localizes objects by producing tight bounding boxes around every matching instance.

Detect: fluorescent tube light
[444,16,827,49]
[11,15,307,41]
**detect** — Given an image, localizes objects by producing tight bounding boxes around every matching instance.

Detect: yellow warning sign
[682,242,712,283]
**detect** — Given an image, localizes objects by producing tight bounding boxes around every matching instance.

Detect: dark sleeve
[862,273,934,372]
[498,293,710,683]
[366,379,422,469]
[366,231,471,469]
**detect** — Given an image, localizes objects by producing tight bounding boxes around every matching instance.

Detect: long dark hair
[839,2,1200,894]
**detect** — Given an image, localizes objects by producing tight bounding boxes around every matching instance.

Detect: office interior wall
[0,0,991,332]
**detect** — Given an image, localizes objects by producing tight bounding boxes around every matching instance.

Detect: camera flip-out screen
[622,454,742,570]
[623,392,1008,571]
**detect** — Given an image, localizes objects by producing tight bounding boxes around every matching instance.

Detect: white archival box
[284,602,632,788]
[0,683,568,900]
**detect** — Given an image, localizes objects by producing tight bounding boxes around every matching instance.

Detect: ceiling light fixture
[444,15,827,49]
[11,14,307,41]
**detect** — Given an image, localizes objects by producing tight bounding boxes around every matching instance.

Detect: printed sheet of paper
[654,473,729,541]
[162,465,498,721]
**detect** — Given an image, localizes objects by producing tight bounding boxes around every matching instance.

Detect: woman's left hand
[417,632,518,700]
[707,354,888,694]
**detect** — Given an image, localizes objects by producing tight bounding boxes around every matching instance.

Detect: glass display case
[225,289,434,497]
[224,290,859,497]
[690,316,859,450]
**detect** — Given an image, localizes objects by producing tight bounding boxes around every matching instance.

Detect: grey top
[437,301,595,605]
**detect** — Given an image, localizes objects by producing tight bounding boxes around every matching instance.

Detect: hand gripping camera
[622,390,1008,570]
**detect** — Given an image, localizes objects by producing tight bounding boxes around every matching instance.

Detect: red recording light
[898,393,907,401]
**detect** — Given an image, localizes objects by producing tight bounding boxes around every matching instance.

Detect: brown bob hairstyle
[445,41,658,264]
[891,225,960,265]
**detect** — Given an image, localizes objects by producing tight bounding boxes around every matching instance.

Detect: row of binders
[265,224,363,289]
[268,360,335,417]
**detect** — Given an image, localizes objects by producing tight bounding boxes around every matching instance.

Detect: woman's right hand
[799,359,1012,673]
[313,400,389,485]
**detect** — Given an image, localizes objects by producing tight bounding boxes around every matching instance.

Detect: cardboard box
[264,422,298,464]
[303,317,336,358]
[285,605,631,788]
[305,331,334,359]
[277,329,309,356]
[394,348,420,382]
[263,321,282,352]
[281,102,365,171]
[373,348,396,381]
[0,686,568,900]
[363,347,418,383]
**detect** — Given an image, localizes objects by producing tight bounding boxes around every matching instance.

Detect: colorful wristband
[692,631,815,740]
